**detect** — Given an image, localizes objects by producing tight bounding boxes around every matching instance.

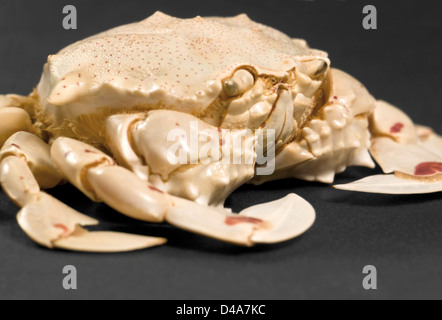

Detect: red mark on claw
[390,122,404,134]
[11,144,21,149]
[84,149,96,154]
[415,162,442,176]
[53,224,70,235]
[149,185,164,194]
[225,216,263,226]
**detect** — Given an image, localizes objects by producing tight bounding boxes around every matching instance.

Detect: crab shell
[36,12,329,141]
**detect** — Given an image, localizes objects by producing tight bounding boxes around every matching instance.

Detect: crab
[1,12,441,252]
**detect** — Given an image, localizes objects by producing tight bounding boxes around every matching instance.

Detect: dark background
[1,0,441,300]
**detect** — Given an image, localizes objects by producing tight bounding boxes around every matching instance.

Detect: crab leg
[0,95,33,147]
[0,132,63,189]
[167,194,316,246]
[335,100,442,194]
[0,134,165,252]
[51,137,316,246]
[87,166,171,223]
[50,137,171,222]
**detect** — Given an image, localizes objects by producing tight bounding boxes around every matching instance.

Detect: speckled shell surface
[37,12,328,123]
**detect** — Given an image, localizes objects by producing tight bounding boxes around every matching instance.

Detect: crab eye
[223,69,255,97]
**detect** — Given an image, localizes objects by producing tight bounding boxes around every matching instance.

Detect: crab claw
[166,194,316,246]
[335,100,442,194]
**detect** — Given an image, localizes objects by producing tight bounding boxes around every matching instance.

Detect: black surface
[1,0,441,300]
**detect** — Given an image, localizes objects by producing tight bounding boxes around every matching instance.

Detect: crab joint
[51,138,116,201]
[223,69,255,97]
